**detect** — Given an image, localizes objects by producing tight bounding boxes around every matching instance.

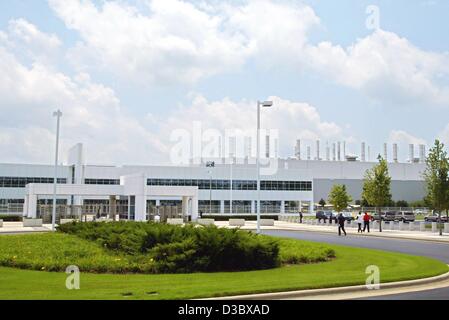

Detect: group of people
[336,211,372,236]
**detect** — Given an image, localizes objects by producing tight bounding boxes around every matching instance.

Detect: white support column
[281,201,285,214]
[220,200,225,214]
[251,200,256,214]
[134,195,146,222]
[23,195,29,217]
[191,195,199,221]
[182,196,189,221]
[28,194,38,219]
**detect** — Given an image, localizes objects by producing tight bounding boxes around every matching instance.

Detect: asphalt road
[262,229,449,300]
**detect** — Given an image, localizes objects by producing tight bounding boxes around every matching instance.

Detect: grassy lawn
[0,234,447,300]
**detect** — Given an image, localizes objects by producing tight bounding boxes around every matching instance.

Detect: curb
[0,230,51,235]
[208,269,449,300]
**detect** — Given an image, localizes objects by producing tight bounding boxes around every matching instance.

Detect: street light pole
[206,161,215,214]
[256,100,273,234]
[230,154,233,215]
[52,110,62,231]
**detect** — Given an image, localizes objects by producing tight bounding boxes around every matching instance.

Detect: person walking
[299,211,303,224]
[363,212,371,233]
[337,213,347,236]
[356,212,364,233]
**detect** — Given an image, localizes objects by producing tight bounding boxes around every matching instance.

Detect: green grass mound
[0,239,447,300]
[0,223,335,274]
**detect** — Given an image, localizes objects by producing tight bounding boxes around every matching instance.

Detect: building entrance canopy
[23,174,199,221]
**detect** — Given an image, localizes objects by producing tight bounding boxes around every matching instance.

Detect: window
[0,177,67,188]
[146,179,312,191]
[84,179,120,185]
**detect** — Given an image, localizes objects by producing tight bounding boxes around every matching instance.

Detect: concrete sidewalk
[214,221,449,243]
[0,222,52,234]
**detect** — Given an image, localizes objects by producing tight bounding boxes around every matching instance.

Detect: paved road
[262,230,449,300]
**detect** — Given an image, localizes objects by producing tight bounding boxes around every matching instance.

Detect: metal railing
[0,204,24,215]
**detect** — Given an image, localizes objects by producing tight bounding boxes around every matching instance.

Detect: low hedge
[0,215,22,222]
[58,221,280,273]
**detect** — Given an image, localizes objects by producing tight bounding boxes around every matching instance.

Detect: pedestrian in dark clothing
[299,212,303,224]
[363,212,371,233]
[337,213,347,236]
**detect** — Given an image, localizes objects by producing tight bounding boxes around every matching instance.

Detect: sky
[0,0,448,165]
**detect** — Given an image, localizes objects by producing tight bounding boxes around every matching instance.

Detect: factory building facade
[0,143,427,219]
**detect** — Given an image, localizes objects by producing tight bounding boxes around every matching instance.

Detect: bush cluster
[58,222,280,273]
[0,215,23,222]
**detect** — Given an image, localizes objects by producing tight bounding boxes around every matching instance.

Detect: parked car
[371,212,386,221]
[341,212,355,221]
[384,211,397,222]
[326,211,338,222]
[316,210,336,222]
[424,212,448,223]
[395,211,416,222]
[316,210,328,221]
[414,209,428,215]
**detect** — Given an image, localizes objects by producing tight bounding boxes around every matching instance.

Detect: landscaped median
[0,222,447,300]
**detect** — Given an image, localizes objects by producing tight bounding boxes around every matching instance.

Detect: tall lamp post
[230,154,234,215]
[52,110,63,231]
[206,161,215,214]
[256,100,274,234]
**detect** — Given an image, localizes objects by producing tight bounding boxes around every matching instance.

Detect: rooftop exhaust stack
[361,142,366,162]
[316,140,320,160]
[409,144,415,163]
[368,146,371,162]
[307,146,311,160]
[337,142,341,161]
[332,143,336,161]
[265,135,270,158]
[343,141,346,160]
[326,142,330,161]
[393,144,398,163]
[419,145,426,163]
[384,143,388,161]
[295,140,301,160]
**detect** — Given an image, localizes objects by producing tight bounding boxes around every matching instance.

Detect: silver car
[394,211,415,222]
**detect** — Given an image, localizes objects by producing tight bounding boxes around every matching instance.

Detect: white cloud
[437,125,449,147]
[388,130,427,146]
[0,16,346,165]
[304,30,449,105]
[5,18,62,64]
[48,0,255,85]
[156,94,349,158]
[0,33,168,164]
[48,0,319,84]
[47,0,449,106]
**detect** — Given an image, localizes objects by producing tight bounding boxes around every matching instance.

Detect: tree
[362,157,392,232]
[328,185,352,213]
[423,140,449,235]
[395,200,409,208]
[318,198,326,208]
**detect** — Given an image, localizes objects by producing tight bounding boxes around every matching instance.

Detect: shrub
[0,215,23,222]
[0,226,335,274]
[58,221,280,273]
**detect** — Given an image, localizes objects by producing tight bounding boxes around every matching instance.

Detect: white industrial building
[0,141,427,221]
